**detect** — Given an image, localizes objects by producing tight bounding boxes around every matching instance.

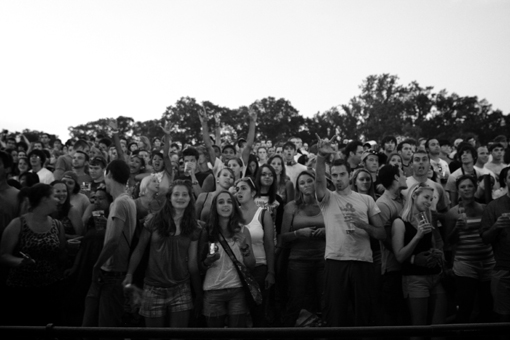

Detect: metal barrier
[1,323,510,339]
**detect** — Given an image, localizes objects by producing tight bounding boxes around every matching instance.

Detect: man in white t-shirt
[426,138,450,186]
[282,141,307,187]
[315,135,385,327]
[28,149,54,184]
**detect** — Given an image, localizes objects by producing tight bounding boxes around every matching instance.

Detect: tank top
[245,207,266,265]
[289,206,325,261]
[7,217,64,288]
[399,218,441,276]
[203,231,244,291]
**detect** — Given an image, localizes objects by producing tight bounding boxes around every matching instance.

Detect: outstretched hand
[315,133,338,157]
[159,120,172,135]
[248,104,258,121]
[198,104,208,124]
[107,119,118,131]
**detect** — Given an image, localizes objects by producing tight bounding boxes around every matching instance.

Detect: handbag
[218,232,263,306]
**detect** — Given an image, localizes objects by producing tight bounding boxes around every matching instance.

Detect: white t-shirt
[317,190,381,263]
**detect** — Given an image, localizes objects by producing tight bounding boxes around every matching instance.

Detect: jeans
[82,271,125,331]
[284,259,324,326]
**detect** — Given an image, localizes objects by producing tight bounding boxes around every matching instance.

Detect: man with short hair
[376,164,407,325]
[28,149,54,184]
[176,147,213,196]
[54,139,90,180]
[362,150,379,183]
[481,169,510,322]
[486,143,508,179]
[283,141,306,187]
[379,136,397,165]
[403,150,449,220]
[438,139,453,165]
[426,138,450,185]
[343,140,364,171]
[315,135,385,327]
[82,159,137,329]
[88,156,107,193]
[5,137,16,151]
[397,139,416,177]
[72,150,92,190]
[40,133,51,149]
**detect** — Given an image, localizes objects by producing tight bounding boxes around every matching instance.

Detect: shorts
[402,274,446,299]
[491,269,510,315]
[203,287,247,317]
[453,260,495,281]
[139,282,193,318]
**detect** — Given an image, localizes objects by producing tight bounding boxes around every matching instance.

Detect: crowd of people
[1,109,510,339]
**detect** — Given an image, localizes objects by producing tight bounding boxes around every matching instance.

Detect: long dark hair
[255,164,277,204]
[148,180,198,237]
[50,180,72,219]
[245,154,259,178]
[295,170,316,208]
[268,154,288,194]
[206,190,244,241]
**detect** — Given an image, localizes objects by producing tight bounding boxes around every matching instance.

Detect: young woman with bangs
[124,180,202,329]
[198,190,255,328]
[195,168,236,222]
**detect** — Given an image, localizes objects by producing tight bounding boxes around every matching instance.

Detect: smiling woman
[124,180,202,329]
[0,183,67,326]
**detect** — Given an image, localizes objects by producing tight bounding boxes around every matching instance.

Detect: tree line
[57,74,509,146]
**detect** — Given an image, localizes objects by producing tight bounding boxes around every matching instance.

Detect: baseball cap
[361,150,379,162]
[62,171,78,183]
[89,156,107,168]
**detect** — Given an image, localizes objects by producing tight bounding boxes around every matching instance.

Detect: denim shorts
[402,274,446,299]
[139,282,193,318]
[453,260,495,281]
[203,287,247,317]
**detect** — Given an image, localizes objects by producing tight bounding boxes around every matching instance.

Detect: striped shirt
[454,217,494,263]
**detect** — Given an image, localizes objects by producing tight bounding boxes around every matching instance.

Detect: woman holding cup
[392,182,446,333]
[445,175,495,322]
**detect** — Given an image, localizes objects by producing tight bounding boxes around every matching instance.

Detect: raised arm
[241,106,257,166]
[108,119,126,162]
[159,121,174,178]
[199,105,218,167]
[315,133,337,202]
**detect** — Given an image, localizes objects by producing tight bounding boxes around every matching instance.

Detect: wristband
[410,255,415,264]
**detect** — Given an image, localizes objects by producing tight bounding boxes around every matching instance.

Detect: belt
[100,269,127,277]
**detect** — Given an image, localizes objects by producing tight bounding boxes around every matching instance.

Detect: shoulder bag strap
[218,232,244,272]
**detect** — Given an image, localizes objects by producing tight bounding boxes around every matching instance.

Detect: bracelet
[191,180,199,186]
[110,129,119,134]
[410,255,415,264]
[240,245,249,252]
[294,230,298,238]
[203,260,212,269]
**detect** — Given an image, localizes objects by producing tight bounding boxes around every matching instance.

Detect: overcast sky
[1,0,509,141]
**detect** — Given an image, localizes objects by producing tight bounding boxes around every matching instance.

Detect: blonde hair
[139,174,158,196]
[401,182,434,223]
